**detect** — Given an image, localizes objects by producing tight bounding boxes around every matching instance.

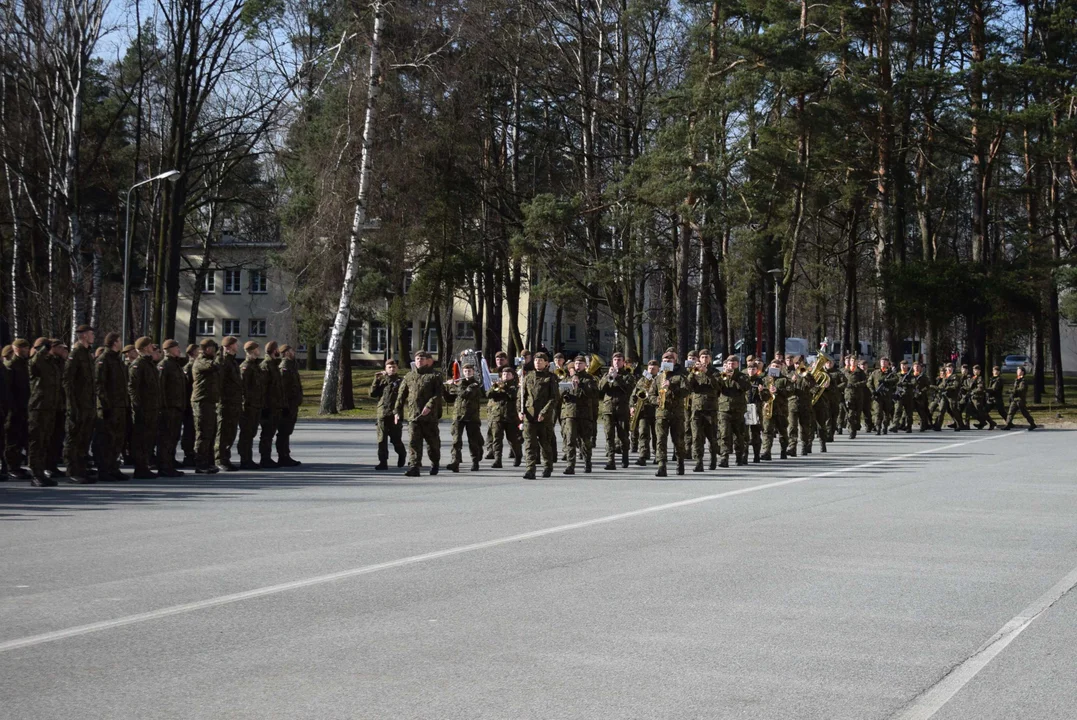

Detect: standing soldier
[394,350,443,477]
[95,333,128,481]
[127,337,161,480]
[370,358,406,470]
[597,352,633,470]
[444,362,486,472]
[761,359,791,460]
[484,352,511,460]
[717,355,751,467]
[560,355,597,475]
[788,358,815,456]
[49,340,69,477]
[63,325,96,483]
[518,351,557,479]
[191,339,221,474]
[891,360,916,433]
[487,366,522,469]
[631,360,658,466]
[181,344,199,468]
[215,337,243,471]
[1003,367,1038,431]
[156,340,187,477]
[744,359,765,463]
[27,339,64,486]
[238,342,265,470]
[276,344,303,467]
[968,365,997,430]
[259,341,284,468]
[4,339,30,479]
[649,349,689,477]
[856,359,876,433]
[687,349,721,471]
[868,357,897,435]
[988,366,1006,424]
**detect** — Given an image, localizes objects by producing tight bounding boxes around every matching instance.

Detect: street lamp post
[122,170,180,343]
[767,268,782,360]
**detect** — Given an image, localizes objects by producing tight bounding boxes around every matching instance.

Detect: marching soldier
[4,339,30,479]
[63,325,96,483]
[395,350,444,477]
[788,357,815,456]
[648,349,688,477]
[191,339,221,474]
[868,357,897,435]
[631,360,658,465]
[988,366,1006,424]
[968,365,997,430]
[181,344,198,467]
[484,351,512,460]
[127,337,161,480]
[27,339,64,485]
[487,366,522,469]
[215,337,243,471]
[717,355,751,467]
[912,362,934,431]
[444,362,486,472]
[276,344,302,467]
[683,349,698,452]
[687,349,721,471]
[518,351,557,479]
[258,341,285,468]
[1003,367,1037,431]
[891,360,916,433]
[122,343,136,466]
[238,342,265,470]
[94,333,128,481]
[826,358,845,437]
[156,340,187,477]
[552,352,567,459]
[933,364,964,431]
[841,356,864,439]
[370,358,406,470]
[598,352,633,470]
[560,355,596,474]
[745,359,765,463]
[761,359,791,460]
[856,359,876,433]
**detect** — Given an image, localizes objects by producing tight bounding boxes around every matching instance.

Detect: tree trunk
[338,325,354,410]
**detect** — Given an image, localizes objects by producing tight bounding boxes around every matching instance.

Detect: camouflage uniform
[156,354,187,475]
[444,377,486,469]
[370,372,406,468]
[597,370,633,468]
[520,367,558,476]
[395,364,444,472]
[486,378,522,467]
[647,367,689,475]
[127,354,161,476]
[238,357,265,467]
[63,343,95,478]
[191,355,221,471]
[215,351,243,467]
[560,372,596,473]
[94,349,128,477]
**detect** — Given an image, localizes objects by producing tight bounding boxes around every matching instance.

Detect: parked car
[1001,355,1031,373]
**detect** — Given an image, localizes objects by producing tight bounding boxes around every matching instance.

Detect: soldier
[4,339,30,480]
[27,339,64,486]
[988,366,1006,424]
[841,356,864,439]
[912,362,934,431]
[259,340,285,468]
[191,339,221,474]
[121,344,137,466]
[215,337,243,471]
[891,360,916,433]
[156,339,187,477]
[857,359,876,433]
[484,351,512,460]
[826,358,845,437]
[957,364,974,428]
[276,344,302,467]
[687,349,721,471]
[238,342,265,470]
[181,344,198,468]
[968,365,998,430]
[868,357,897,435]
[1003,367,1037,431]
[49,340,69,477]
[649,349,689,477]
[127,337,160,480]
[744,359,765,463]
[788,358,815,456]
[560,355,597,474]
[933,364,964,432]
[717,355,751,467]
[683,349,698,452]
[518,351,557,479]
[94,333,129,481]
[395,350,443,477]
[62,326,96,483]
[809,366,830,455]
[370,358,407,470]
[444,362,486,472]
[487,366,522,469]
[598,352,633,470]
[552,352,567,460]
[761,359,791,460]
[631,360,658,465]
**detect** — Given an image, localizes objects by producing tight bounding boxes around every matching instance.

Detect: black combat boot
[693,461,704,473]
[397,452,406,467]
[523,469,536,479]
[446,461,460,473]
[374,462,389,470]
[635,456,647,466]
[430,464,439,476]
[514,455,522,467]
[718,456,730,469]
[563,466,575,475]
[405,467,420,477]
[709,456,717,471]
[850,428,857,439]
[491,458,503,469]
[31,472,57,487]
[780,448,788,460]
[621,453,629,469]
[471,461,479,471]
[676,460,685,475]
[761,452,772,461]
[542,467,553,478]
[655,465,667,478]
[604,461,616,470]
[585,460,592,474]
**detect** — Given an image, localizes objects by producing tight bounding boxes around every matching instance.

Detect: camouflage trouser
[655,415,686,467]
[4,411,28,470]
[633,415,656,460]
[64,407,94,476]
[524,418,555,472]
[603,415,629,462]
[682,406,693,452]
[836,395,847,431]
[131,407,159,474]
[843,394,861,432]
[490,418,521,462]
[407,419,441,469]
[156,408,183,472]
[970,396,995,427]
[450,419,483,465]
[1006,398,1035,427]
[376,414,405,464]
[216,404,241,465]
[812,401,830,445]
[563,417,593,469]
[258,409,280,461]
[933,398,962,430]
[762,407,788,456]
[872,398,894,432]
[193,402,217,470]
[914,398,933,429]
[860,394,875,430]
[788,401,812,450]
[717,410,748,461]
[277,408,298,460]
[95,409,124,474]
[692,411,719,463]
[27,409,56,474]
[238,407,261,463]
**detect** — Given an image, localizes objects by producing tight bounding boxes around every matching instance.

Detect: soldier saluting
[94,333,128,481]
[238,342,265,470]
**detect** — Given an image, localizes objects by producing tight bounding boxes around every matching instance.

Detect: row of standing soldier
[374,346,1039,480]
[1,328,303,487]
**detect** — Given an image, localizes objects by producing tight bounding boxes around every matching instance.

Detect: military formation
[1,329,302,487]
[378,347,1040,479]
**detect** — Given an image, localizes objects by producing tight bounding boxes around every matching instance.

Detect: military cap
[647,359,660,366]
[574,355,587,362]
[50,339,67,348]
[665,347,676,355]
[413,350,430,360]
[280,344,293,353]
[12,338,29,349]
[244,341,260,353]
[199,338,218,350]
[75,324,93,334]
[221,335,238,348]
[264,340,279,354]
[122,344,135,353]
[745,354,756,363]
[494,351,509,360]
[162,339,179,350]
[462,362,475,369]
[134,336,153,351]
[186,344,198,355]
[553,352,565,361]
[32,337,48,349]
[1,345,11,359]
[534,351,549,361]
[103,331,120,348]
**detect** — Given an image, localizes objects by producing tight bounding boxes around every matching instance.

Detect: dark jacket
[158,355,187,410]
[29,351,63,411]
[95,349,128,411]
[240,357,266,411]
[395,366,444,422]
[370,373,404,418]
[218,352,244,408]
[191,355,221,405]
[262,357,285,411]
[279,357,303,411]
[128,355,161,414]
[64,343,95,412]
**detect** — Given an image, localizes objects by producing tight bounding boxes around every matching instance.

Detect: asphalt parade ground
[2,422,1076,719]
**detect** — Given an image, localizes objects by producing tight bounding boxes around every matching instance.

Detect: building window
[351,325,365,352]
[201,272,215,293]
[224,269,241,294]
[425,328,438,354]
[455,321,474,339]
[222,319,240,336]
[249,319,267,337]
[370,323,387,353]
[250,270,267,294]
[196,318,214,336]
[403,272,413,295]
[568,324,577,342]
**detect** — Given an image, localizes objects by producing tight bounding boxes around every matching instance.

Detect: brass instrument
[587,353,605,376]
[810,351,833,405]
[762,377,776,421]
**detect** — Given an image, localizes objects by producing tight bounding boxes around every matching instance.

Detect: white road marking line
[892,564,1077,720]
[0,433,1014,654]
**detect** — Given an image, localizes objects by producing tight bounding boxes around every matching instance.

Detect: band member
[487,367,522,469]
[395,351,444,476]
[648,349,689,477]
[761,359,791,460]
[717,355,751,467]
[560,355,597,474]
[519,351,558,479]
[631,360,659,465]
[687,349,721,471]
[745,359,765,463]
[598,352,634,470]
[444,362,486,472]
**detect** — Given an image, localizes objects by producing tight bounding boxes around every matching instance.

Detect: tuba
[587,353,605,376]
[763,377,776,421]
[810,352,833,405]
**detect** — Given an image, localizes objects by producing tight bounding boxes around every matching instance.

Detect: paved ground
[1,422,1075,720]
